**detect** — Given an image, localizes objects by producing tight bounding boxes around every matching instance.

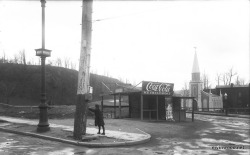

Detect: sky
[0,0,249,90]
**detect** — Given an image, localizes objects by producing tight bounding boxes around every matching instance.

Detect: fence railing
[186,107,250,115]
[227,108,250,115]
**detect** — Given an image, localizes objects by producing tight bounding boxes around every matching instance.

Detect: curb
[186,112,250,119]
[0,126,151,147]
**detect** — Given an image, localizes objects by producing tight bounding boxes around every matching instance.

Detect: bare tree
[55,57,62,67]
[70,61,76,70]
[222,73,229,85]
[235,75,246,85]
[202,71,210,89]
[19,50,26,65]
[182,81,189,96]
[222,67,237,85]
[13,54,19,64]
[29,58,38,65]
[215,73,221,86]
[235,75,240,85]
[47,59,54,66]
[27,58,35,65]
[227,67,237,84]
[64,57,70,68]
[0,51,6,63]
[18,51,23,64]
[125,78,129,84]
[240,79,245,85]
[118,77,124,83]
[90,69,98,75]
[132,80,137,86]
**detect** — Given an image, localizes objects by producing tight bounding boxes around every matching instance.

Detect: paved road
[0,132,97,155]
[0,131,146,155]
[0,114,249,155]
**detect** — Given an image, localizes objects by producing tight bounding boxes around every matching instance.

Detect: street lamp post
[35,0,51,132]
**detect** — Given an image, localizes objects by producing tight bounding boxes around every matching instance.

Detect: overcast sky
[0,0,249,90]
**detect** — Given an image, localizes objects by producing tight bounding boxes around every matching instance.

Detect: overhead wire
[92,2,177,23]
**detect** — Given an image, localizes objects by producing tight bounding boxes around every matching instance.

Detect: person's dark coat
[89,108,105,126]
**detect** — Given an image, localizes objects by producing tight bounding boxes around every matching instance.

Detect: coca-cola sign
[142,81,174,95]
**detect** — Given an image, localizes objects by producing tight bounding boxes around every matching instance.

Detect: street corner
[62,127,151,147]
[0,117,152,148]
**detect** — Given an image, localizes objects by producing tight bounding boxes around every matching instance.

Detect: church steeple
[189,47,203,111]
[191,47,200,81]
[192,47,200,73]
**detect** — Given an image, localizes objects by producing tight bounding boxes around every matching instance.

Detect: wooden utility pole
[73,0,93,140]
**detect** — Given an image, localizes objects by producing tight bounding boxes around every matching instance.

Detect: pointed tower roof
[192,48,200,73]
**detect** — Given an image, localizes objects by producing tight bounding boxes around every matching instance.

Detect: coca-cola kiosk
[109,81,190,121]
[138,81,175,120]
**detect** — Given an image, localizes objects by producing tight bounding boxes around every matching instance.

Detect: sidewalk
[0,116,151,147]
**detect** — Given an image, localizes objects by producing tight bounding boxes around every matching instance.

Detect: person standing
[88,104,105,135]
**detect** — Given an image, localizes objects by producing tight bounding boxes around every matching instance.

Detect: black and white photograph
[0,0,249,154]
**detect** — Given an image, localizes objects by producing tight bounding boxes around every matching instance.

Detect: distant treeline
[0,50,78,70]
[0,50,130,83]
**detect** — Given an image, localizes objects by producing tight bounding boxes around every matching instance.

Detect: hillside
[0,63,122,105]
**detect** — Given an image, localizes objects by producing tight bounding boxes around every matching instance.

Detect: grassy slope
[0,63,122,105]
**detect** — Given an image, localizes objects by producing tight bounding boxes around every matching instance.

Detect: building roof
[216,85,249,88]
[201,90,221,97]
[192,51,200,73]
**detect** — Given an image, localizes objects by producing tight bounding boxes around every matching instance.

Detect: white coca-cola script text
[145,82,171,93]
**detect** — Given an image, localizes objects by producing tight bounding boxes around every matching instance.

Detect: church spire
[189,47,203,111]
[192,47,200,73]
[191,47,200,81]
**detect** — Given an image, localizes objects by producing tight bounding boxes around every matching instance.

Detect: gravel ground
[1,114,249,154]
[1,103,250,154]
